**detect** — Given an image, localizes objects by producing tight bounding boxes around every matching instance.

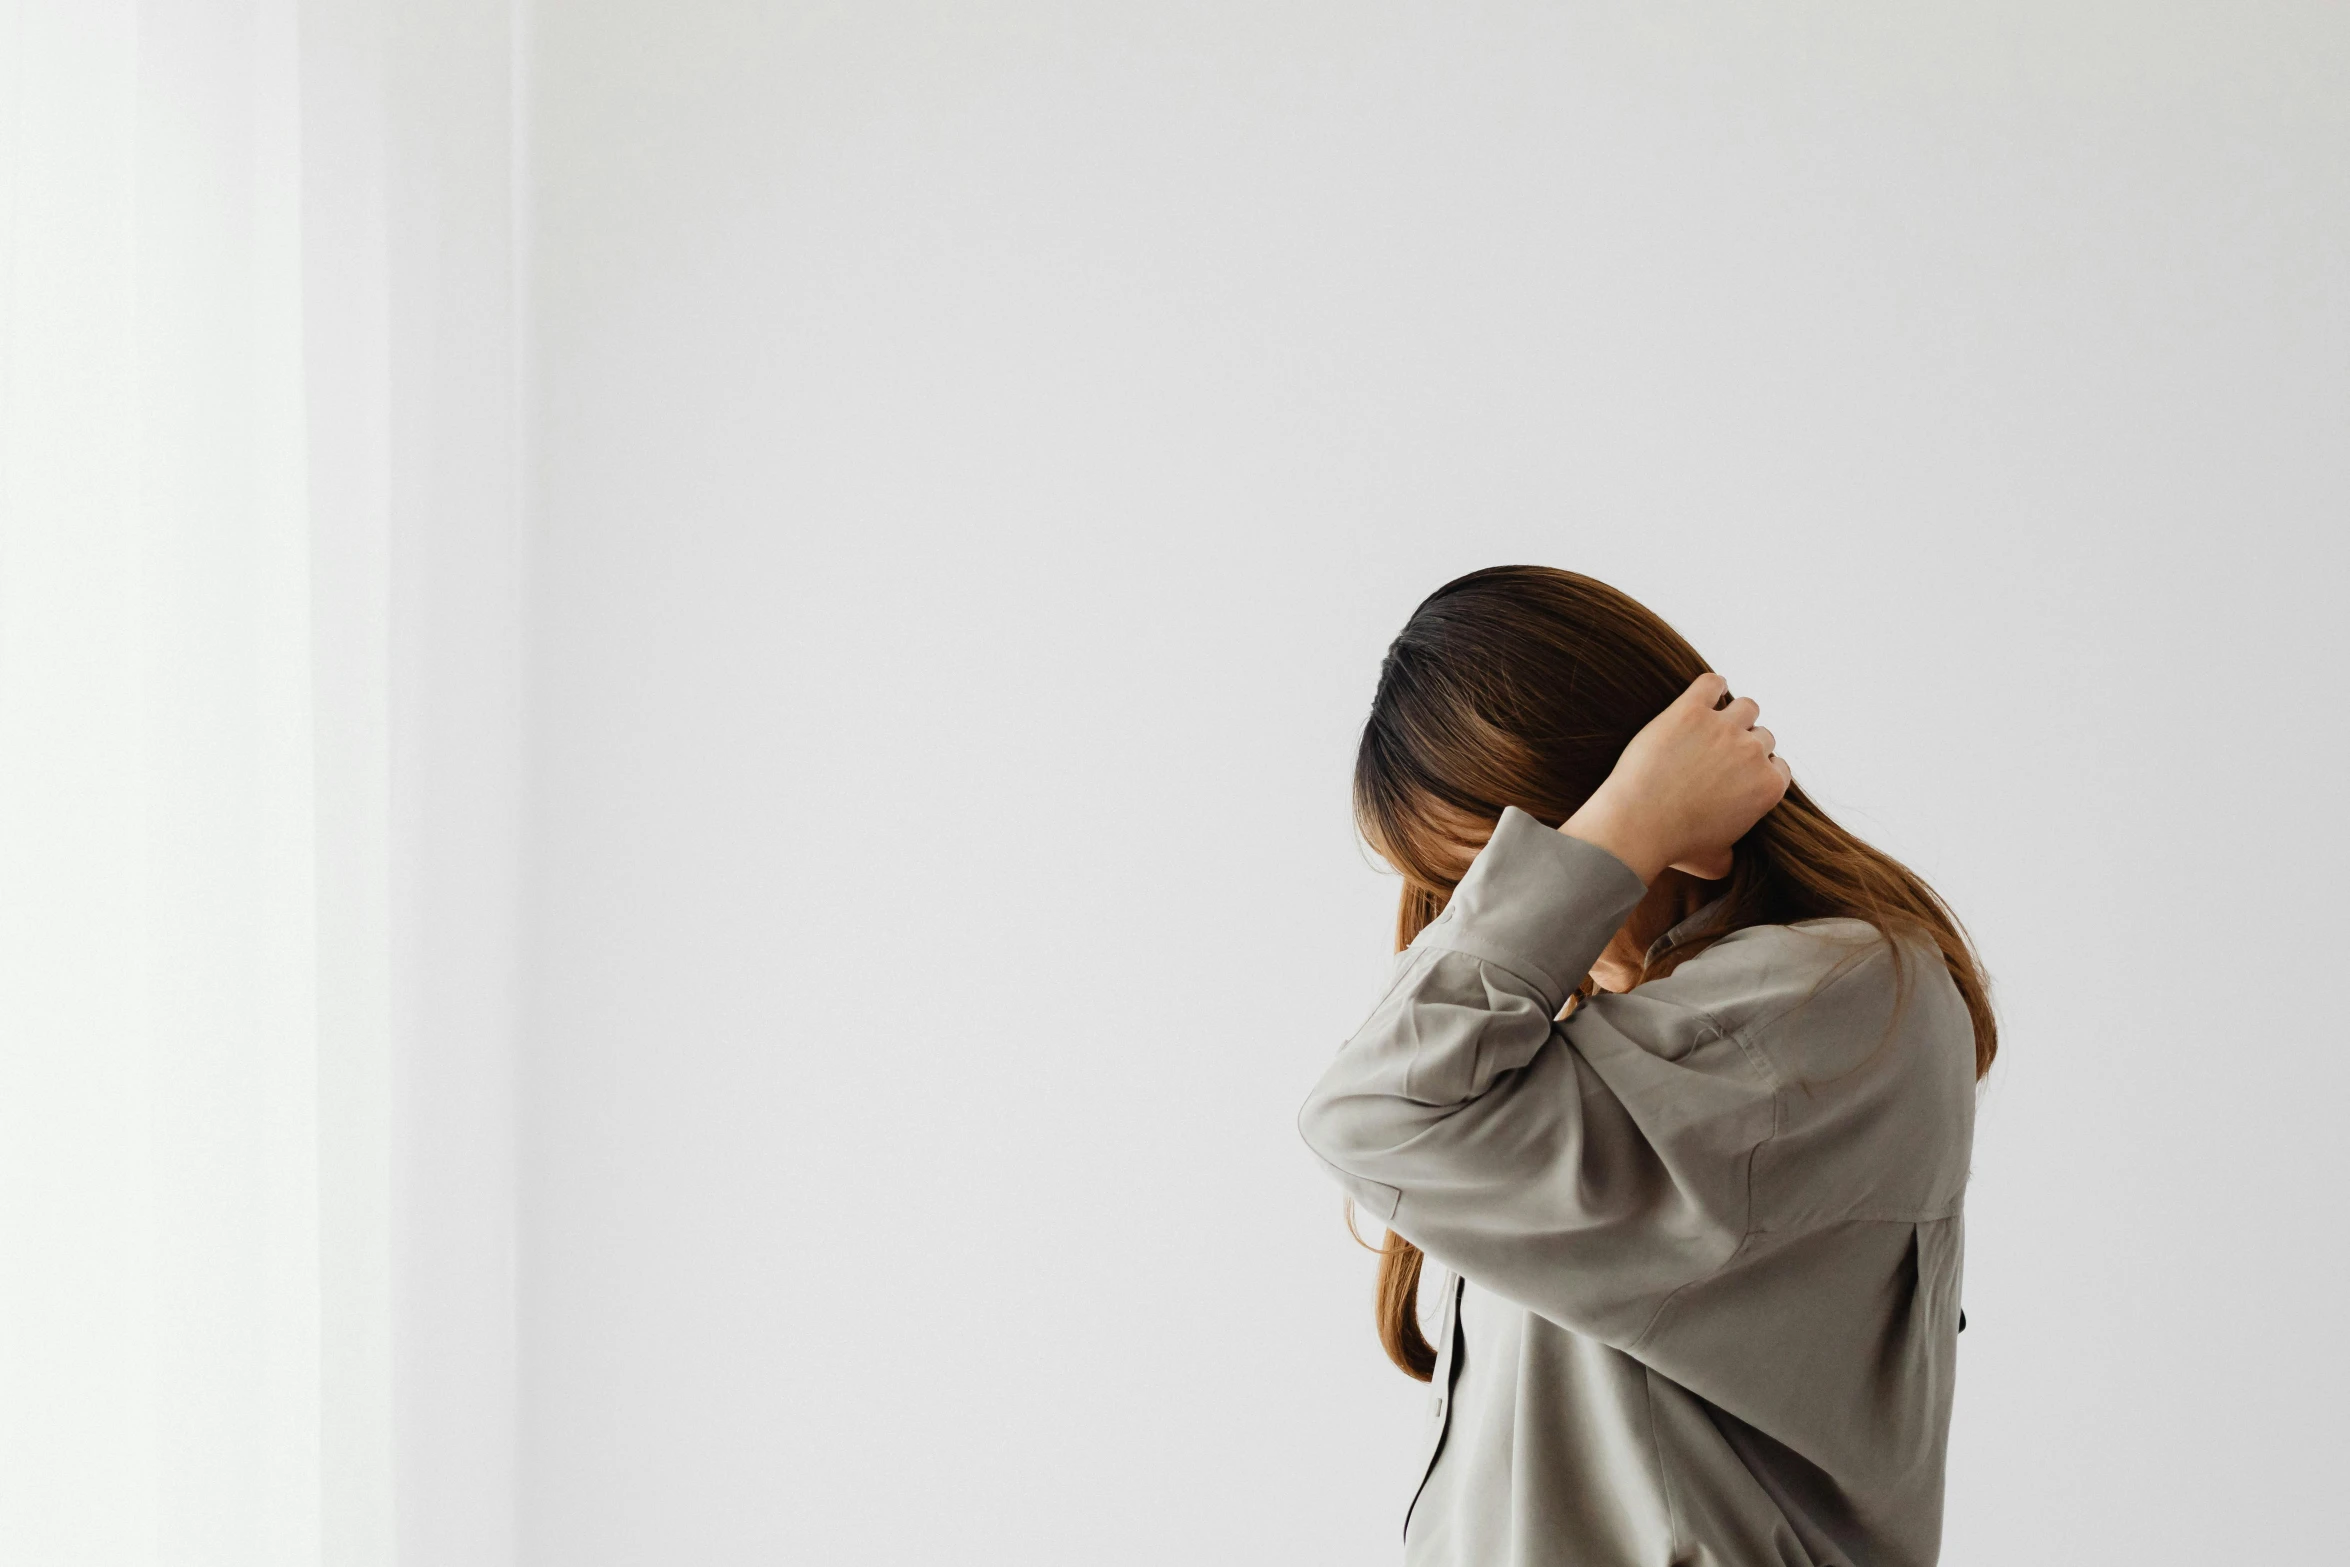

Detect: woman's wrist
[1558,792,1673,886]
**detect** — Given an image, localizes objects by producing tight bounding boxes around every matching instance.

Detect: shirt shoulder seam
[1623,1021,1784,1354]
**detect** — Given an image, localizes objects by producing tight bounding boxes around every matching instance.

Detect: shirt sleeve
[1297,805,1779,1350]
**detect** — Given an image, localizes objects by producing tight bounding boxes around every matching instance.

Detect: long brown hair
[1348,565,1997,1380]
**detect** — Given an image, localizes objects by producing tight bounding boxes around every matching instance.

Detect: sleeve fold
[1299,805,1775,1344]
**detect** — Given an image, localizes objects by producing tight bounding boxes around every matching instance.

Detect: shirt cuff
[1412,805,1651,1013]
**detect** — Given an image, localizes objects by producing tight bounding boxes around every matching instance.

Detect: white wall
[381,4,527,1564]
[518,5,2349,1563]
[3,4,526,1562]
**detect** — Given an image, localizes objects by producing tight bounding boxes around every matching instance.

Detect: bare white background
[519,4,2346,1566]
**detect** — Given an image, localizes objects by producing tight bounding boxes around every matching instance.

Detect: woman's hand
[1559,672,1791,884]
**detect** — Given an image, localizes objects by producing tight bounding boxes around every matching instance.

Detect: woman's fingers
[1698,681,1785,817]
[1569,672,1788,881]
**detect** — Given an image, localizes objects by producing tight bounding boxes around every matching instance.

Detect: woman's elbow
[1296,1088,1409,1220]
[1296,1081,1397,1175]
[1296,1085,1346,1166]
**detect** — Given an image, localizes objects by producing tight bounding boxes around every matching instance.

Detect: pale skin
[1562,672,1792,993]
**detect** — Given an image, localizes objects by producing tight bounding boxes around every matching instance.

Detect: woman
[1298,566,1993,1567]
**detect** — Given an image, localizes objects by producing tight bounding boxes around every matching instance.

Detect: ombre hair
[1347,565,1997,1380]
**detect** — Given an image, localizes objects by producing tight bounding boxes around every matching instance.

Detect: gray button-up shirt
[1299,806,1975,1566]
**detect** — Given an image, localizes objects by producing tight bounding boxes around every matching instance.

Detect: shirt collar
[1643,892,1731,968]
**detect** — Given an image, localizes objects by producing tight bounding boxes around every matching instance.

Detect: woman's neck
[1589,869,1713,992]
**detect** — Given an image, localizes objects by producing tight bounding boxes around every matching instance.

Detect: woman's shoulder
[1633,916,1965,1064]
[1590,919,1977,1225]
